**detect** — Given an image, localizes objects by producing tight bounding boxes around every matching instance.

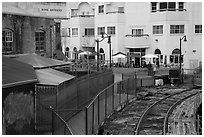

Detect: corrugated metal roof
[35,68,75,85]
[7,53,72,69]
[2,56,38,88]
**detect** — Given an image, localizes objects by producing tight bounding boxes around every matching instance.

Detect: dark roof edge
[2,79,38,89]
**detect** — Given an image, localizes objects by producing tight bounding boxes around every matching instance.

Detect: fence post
[34,85,37,134]
[92,102,95,134]
[85,107,88,135]
[50,106,54,135]
[105,90,107,116]
[112,84,114,110]
[141,79,142,87]
[98,96,100,125]
[119,82,121,106]
[127,79,129,102]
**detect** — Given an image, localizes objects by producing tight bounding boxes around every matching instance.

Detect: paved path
[66,94,134,134]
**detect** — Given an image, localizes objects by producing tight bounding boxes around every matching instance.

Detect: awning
[6,53,72,69]
[35,68,75,86]
[112,52,126,58]
[125,46,150,49]
[2,56,38,88]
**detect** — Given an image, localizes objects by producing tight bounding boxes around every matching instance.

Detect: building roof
[7,53,72,69]
[35,68,75,86]
[2,56,38,88]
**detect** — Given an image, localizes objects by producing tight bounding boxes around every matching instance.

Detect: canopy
[7,53,72,69]
[112,52,126,58]
[142,54,158,58]
[79,51,92,55]
[2,56,38,88]
[35,68,75,86]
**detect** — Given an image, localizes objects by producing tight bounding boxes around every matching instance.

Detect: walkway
[66,94,134,134]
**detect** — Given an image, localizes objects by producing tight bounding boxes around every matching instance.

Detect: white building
[61,2,96,59]
[61,2,202,69]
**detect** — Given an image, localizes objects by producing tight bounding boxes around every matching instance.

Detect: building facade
[61,2,201,69]
[61,2,96,59]
[2,2,67,57]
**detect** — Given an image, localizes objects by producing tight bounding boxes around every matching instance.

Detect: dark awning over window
[154,49,161,54]
[172,48,180,54]
[2,56,38,88]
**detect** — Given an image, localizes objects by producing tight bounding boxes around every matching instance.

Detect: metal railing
[50,106,73,135]
[85,76,137,134]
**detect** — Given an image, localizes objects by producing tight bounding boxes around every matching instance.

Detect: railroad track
[134,88,201,135]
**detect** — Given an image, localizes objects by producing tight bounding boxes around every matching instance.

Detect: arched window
[99,48,104,53]
[99,48,105,61]
[35,30,46,52]
[2,29,13,53]
[73,47,78,59]
[154,49,161,54]
[154,48,163,63]
[65,47,69,58]
[170,48,182,64]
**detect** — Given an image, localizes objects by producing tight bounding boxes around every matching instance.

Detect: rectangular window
[98,27,105,35]
[72,28,78,36]
[35,31,45,52]
[132,29,144,36]
[170,25,184,34]
[85,28,94,36]
[168,2,176,11]
[2,30,13,52]
[160,2,167,11]
[107,26,116,35]
[98,5,104,13]
[151,2,157,12]
[153,25,163,34]
[118,7,124,13]
[195,25,202,33]
[178,2,184,11]
[61,28,70,37]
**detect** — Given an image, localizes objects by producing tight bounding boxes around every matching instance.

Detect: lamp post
[95,32,111,71]
[179,35,187,83]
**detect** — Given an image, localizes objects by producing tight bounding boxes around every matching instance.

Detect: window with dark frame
[168,2,176,11]
[170,25,184,34]
[85,28,94,36]
[97,27,105,35]
[151,2,157,12]
[2,30,13,53]
[72,28,78,36]
[61,28,70,37]
[98,5,104,13]
[178,2,184,11]
[35,30,46,52]
[132,29,144,36]
[160,2,167,11]
[195,25,202,34]
[107,26,116,35]
[153,25,163,34]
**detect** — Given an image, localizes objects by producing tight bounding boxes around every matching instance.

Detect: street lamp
[179,35,187,83]
[95,32,111,71]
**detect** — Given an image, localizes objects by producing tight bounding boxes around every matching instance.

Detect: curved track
[135,88,200,135]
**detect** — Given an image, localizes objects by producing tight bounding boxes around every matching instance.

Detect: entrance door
[135,57,140,68]
[189,59,198,74]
